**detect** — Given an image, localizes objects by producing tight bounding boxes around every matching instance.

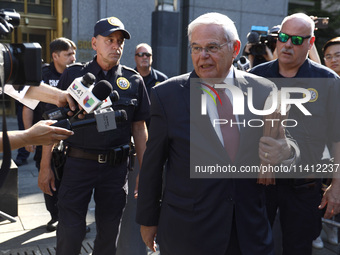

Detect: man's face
[135,46,152,69]
[54,47,76,70]
[276,18,314,71]
[92,31,125,68]
[190,24,240,80]
[324,44,340,76]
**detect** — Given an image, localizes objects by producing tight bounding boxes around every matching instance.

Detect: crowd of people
[3,10,340,255]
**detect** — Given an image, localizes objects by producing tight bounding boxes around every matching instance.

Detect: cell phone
[315,17,329,29]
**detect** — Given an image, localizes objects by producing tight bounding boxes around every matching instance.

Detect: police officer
[42,37,77,88]
[25,37,76,231]
[250,13,340,255]
[134,43,167,129]
[38,17,150,255]
[134,43,168,96]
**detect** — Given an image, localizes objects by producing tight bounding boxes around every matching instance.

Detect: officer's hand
[319,180,340,218]
[38,163,56,196]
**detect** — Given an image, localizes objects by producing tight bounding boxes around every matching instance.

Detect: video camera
[246,25,278,56]
[0,9,41,89]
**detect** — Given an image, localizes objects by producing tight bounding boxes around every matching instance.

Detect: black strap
[0,48,12,188]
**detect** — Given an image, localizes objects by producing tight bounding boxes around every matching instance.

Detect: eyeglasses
[324,52,340,62]
[278,32,311,46]
[190,42,229,54]
[135,52,152,57]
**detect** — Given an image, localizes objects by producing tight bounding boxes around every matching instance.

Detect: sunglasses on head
[278,32,311,45]
[135,52,152,57]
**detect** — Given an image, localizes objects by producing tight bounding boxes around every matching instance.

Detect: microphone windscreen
[247,32,259,43]
[82,73,96,87]
[240,56,247,64]
[111,90,120,102]
[92,80,113,100]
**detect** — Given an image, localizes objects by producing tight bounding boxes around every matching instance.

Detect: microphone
[64,72,97,111]
[67,78,112,114]
[98,90,120,109]
[52,107,127,132]
[237,56,250,71]
[43,77,113,120]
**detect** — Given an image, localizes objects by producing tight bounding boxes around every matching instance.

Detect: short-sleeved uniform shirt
[57,56,150,152]
[250,59,340,166]
[135,67,168,96]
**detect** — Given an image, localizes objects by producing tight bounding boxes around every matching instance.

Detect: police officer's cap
[93,17,131,39]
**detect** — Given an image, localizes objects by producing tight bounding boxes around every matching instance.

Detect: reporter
[243,25,280,69]
[24,83,77,110]
[4,82,77,111]
[0,120,73,152]
[323,37,340,76]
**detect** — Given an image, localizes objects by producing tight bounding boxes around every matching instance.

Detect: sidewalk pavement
[0,117,339,255]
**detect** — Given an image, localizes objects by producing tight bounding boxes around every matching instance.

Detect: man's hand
[55,90,76,109]
[321,142,340,218]
[319,180,340,219]
[45,85,86,118]
[25,120,73,146]
[259,126,291,165]
[263,45,275,61]
[134,174,139,199]
[140,225,158,252]
[38,162,56,196]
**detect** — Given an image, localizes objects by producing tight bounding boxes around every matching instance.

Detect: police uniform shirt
[250,58,340,166]
[135,67,168,96]
[57,56,150,151]
[42,62,62,87]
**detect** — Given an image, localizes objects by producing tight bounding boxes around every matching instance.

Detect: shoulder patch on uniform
[308,88,318,102]
[304,88,318,102]
[117,77,130,90]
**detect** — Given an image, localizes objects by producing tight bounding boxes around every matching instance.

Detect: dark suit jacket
[136,68,277,255]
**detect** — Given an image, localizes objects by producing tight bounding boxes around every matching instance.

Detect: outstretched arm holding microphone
[2,80,81,153]
[5,82,78,111]
[25,82,78,110]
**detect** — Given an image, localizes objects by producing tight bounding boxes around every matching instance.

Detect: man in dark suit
[136,12,298,255]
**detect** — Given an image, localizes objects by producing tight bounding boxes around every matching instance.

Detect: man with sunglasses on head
[251,13,340,255]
